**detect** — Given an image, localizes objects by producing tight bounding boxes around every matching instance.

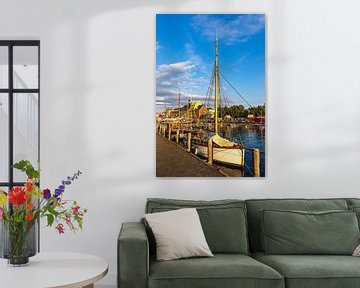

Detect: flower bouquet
[0,160,87,266]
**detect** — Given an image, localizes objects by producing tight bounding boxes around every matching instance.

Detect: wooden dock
[156,122,262,177]
[156,133,225,177]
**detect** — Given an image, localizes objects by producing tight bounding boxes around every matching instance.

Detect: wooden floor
[156,134,224,177]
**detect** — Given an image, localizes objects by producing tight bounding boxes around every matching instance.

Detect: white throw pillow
[353,244,360,256]
[145,208,213,261]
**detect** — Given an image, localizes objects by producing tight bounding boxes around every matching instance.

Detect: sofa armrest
[118,222,149,288]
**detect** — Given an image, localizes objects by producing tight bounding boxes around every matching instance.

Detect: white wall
[1,0,360,285]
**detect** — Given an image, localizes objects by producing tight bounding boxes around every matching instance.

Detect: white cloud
[157,61,196,93]
[156,59,240,111]
[156,59,217,111]
[157,61,199,106]
[191,14,265,45]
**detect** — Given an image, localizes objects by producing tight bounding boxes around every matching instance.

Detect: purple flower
[43,189,51,200]
[54,189,63,198]
[54,170,82,199]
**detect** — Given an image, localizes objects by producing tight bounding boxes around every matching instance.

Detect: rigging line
[207,63,216,106]
[192,62,213,81]
[205,76,212,110]
[205,64,215,99]
[244,160,253,176]
[206,68,215,110]
[219,76,231,112]
[219,80,231,118]
[219,78,227,119]
[220,81,230,109]
[219,82,246,147]
[193,60,214,105]
[204,63,215,109]
[220,72,253,108]
[219,71,230,119]
[219,78,222,116]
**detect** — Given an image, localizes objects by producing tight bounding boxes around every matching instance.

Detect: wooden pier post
[168,126,172,141]
[253,148,260,177]
[187,133,192,152]
[208,138,213,165]
[176,130,180,144]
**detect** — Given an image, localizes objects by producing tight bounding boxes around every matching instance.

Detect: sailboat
[192,38,245,168]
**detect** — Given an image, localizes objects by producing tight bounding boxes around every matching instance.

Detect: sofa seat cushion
[149,254,284,288]
[252,252,360,288]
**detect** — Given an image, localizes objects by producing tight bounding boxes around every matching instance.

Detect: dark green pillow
[261,209,359,255]
[349,205,360,228]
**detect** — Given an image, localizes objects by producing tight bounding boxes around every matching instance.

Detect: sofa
[118,198,360,288]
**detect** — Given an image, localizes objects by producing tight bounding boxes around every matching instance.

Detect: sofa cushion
[347,198,360,207]
[261,209,359,255]
[149,254,284,288]
[348,205,360,229]
[146,198,249,254]
[246,198,349,252]
[145,208,213,261]
[252,252,360,288]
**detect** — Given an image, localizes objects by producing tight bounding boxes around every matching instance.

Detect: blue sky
[156,14,265,112]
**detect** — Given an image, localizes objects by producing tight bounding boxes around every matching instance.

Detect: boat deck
[156,133,225,177]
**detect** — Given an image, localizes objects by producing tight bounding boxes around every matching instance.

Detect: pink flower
[65,214,71,225]
[72,205,80,215]
[56,223,65,234]
[0,208,3,220]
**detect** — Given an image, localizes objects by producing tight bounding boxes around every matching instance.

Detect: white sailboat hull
[194,144,245,167]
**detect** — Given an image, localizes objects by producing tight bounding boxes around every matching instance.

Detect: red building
[254,116,265,124]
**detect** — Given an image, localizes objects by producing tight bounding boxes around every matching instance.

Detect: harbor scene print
[156,14,265,177]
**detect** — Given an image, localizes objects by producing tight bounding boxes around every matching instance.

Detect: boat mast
[214,37,219,135]
[178,93,181,129]
[188,97,192,130]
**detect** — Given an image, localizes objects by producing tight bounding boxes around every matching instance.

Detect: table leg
[82,284,94,288]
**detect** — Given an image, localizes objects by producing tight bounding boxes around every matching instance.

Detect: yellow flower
[0,190,7,206]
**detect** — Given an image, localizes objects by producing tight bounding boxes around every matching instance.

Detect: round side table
[0,252,108,288]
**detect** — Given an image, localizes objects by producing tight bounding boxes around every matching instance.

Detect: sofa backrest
[245,198,349,252]
[145,198,249,255]
[348,198,360,207]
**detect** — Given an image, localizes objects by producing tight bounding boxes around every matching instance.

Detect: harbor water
[221,124,265,177]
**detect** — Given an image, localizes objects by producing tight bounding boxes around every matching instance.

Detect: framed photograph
[156,14,265,177]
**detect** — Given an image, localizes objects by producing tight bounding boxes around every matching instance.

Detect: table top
[0,252,108,288]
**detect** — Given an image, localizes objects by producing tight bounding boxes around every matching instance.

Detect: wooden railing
[156,123,262,177]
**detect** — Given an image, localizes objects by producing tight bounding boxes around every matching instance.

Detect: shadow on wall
[44,0,201,178]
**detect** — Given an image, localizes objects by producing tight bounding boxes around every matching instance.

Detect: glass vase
[0,220,37,266]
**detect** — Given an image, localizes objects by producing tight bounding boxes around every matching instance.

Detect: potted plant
[0,160,87,266]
